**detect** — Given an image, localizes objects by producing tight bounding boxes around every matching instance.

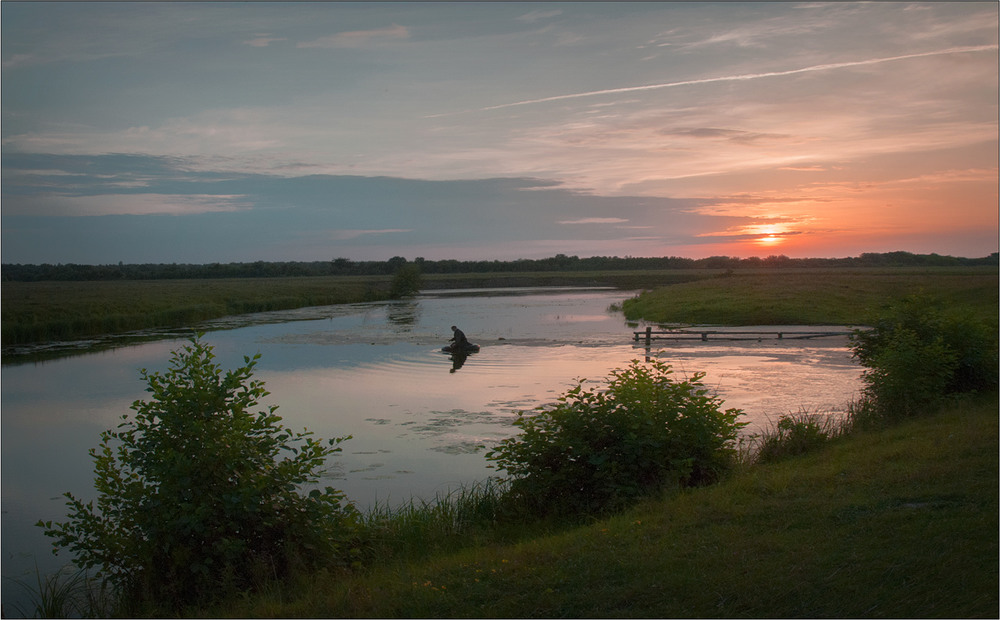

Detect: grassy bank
[0,276,392,347]
[205,395,998,618]
[1,270,715,350]
[622,266,998,326]
[6,267,995,350]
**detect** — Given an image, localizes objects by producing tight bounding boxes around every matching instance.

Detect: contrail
[479,44,998,111]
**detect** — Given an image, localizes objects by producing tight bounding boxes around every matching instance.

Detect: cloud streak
[559,217,629,225]
[480,45,998,111]
[297,24,409,49]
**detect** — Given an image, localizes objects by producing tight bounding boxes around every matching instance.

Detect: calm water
[1,287,862,610]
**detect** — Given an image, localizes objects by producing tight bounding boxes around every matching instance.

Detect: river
[1,287,863,612]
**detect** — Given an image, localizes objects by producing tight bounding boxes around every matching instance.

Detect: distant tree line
[2,251,996,282]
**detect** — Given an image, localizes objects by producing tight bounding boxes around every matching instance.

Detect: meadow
[621,266,999,326]
[1,276,388,347]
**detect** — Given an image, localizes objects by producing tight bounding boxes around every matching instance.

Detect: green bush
[851,295,998,419]
[486,360,745,516]
[38,337,357,611]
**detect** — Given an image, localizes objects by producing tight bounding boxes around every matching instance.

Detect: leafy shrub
[851,295,998,419]
[38,337,357,610]
[486,360,745,516]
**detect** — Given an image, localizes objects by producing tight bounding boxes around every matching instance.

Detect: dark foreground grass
[622,266,998,326]
[205,395,998,618]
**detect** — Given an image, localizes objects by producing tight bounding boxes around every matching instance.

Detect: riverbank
[4,266,995,357]
[622,266,998,326]
[203,394,998,618]
[1,270,713,353]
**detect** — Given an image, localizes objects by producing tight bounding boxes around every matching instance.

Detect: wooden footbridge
[633,326,856,344]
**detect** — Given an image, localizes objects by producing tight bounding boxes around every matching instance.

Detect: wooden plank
[633,329,854,342]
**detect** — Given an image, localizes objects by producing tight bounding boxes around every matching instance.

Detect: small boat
[442,343,480,353]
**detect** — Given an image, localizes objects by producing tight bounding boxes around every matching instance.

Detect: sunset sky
[2,2,997,264]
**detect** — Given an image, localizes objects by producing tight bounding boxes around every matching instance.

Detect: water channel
[1,287,863,610]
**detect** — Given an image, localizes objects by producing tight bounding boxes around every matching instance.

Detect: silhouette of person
[450,325,469,348]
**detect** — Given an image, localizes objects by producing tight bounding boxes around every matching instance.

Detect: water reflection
[448,349,473,372]
[386,300,421,329]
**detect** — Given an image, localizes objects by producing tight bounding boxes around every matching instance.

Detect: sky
[2,1,997,264]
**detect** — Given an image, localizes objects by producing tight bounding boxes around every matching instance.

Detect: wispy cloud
[298,25,409,49]
[324,229,412,240]
[1,53,34,70]
[7,193,250,217]
[559,217,629,225]
[660,127,792,146]
[243,35,286,47]
[518,9,562,24]
[480,45,998,111]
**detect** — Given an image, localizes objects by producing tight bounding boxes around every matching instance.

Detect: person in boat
[449,325,470,348]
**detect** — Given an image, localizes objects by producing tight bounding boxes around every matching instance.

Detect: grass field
[204,395,998,618]
[1,276,390,348]
[622,266,998,326]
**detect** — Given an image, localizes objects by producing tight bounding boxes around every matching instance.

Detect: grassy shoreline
[205,395,998,618]
[4,266,995,353]
[1,270,716,351]
[622,267,998,326]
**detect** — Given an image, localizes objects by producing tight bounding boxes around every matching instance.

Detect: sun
[754,225,786,246]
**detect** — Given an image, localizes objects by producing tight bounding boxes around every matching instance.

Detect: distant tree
[330,257,354,275]
[389,263,422,298]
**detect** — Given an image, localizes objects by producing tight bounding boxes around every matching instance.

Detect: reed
[750,409,847,464]
[7,565,116,619]
[354,479,536,563]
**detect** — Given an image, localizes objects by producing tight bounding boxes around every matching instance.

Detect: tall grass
[360,484,497,557]
[6,565,116,618]
[354,478,559,564]
[749,409,848,464]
